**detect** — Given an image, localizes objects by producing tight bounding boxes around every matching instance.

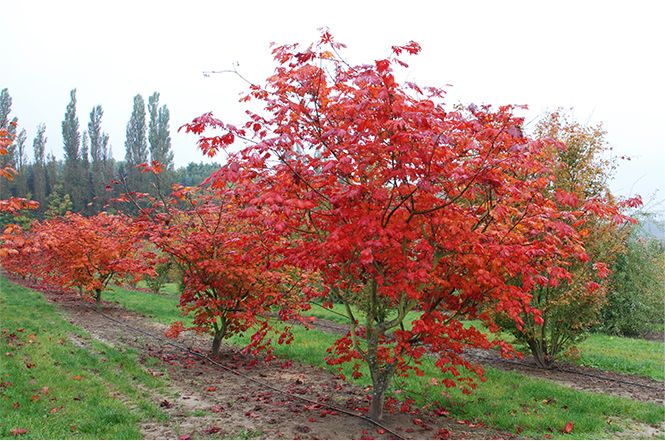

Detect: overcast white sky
[3,0,664,207]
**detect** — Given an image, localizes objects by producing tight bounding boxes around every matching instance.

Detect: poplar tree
[32,124,48,207]
[62,89,82,210]
[124,94,148,192]
[89,105,110,210]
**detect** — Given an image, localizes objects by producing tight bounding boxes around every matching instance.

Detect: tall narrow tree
[88,105,110,211]
[32,124,48,207]
[80,131,92,212]
[148,92,174,168]
[11,129,28,197]
[45,152,59,197]
[124,94,148,193]
[62,89,82,210]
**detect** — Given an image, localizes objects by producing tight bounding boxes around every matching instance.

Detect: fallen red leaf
[206,386,217,392]
[376,428,385,435]
[10,428,28,436]
[436,428,450,439]
[178,435,191,440]
[204,426,221,434]
[72,375,82,381]
[563,421,574,433]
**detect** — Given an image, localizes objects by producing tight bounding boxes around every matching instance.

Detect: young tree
[133,181,310,357]
[62,89,83,210]
[124,94,149,193]
[181,34,601,420]
[7,212,153,305]
[496,111,639,367]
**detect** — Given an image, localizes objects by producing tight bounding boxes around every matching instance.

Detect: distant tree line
[0,88,219,219]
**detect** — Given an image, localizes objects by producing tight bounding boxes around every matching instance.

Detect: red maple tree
[139,185,312,357]
[2,212,153,305]
[180,33,604,420]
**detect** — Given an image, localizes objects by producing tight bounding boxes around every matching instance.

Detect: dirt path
[33,285,510,440]
[305,316,665,405]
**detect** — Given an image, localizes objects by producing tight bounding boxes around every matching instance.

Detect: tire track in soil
[30,284,511,440]
[305,316,665,405]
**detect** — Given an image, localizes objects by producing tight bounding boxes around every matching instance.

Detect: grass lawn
[307,302,665,382]
[0,277,168,439]
[108,286,665,439]
[577,334,665,381]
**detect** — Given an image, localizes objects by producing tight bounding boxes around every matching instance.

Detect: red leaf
[10,428,28,436]
[436,428,450,439]
[563,421,574,433]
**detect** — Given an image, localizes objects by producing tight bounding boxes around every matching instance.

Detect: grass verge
[0,277,168,439]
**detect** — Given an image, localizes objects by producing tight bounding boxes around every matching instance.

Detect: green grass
[109,287,665,439]
[576,334,665,381]
[307,302,665,381]
[0,277,168,439]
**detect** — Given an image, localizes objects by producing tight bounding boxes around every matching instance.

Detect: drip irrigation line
[89,307,406,440]
[301,313,664,394]
[468,353,664,392]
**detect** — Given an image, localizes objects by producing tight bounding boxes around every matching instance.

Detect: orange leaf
[10,428,28,436]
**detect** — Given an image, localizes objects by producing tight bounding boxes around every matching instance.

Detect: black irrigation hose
[469,353,665,392]
[306,303,664,394]
[89,307,406,440]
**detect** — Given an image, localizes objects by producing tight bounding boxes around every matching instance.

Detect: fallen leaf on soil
[10,428,28,436]
[206,386,217,392]
[436,428,451,439]
[204,426,222,434]
[376,428,385,435]
[178,435,191,440]
[159,399,173,408]
[72,375,82,381]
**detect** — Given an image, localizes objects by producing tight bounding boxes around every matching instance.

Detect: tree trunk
[94,289,102,310]
[211,330,224,357]
[527,338,553,368]
[367,354,394,421]
[368,378,388,421]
